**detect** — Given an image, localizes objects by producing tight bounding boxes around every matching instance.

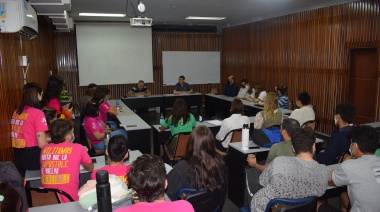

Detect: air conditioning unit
[0,0,39,40]
[130,17,153,27]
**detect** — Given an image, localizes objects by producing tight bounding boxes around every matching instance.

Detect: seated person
[245,118,299,206]
[289,92,315,127]
[160,98,196,154]
[237,81,255,100]
[236,79,248,99]
[247,84,262,102]
[79,83,97,112]
[254,92,283,129]
[166,126,228,202]
[42,106,58,142]
[173,75,193,94]
[215,99,250,155]
[251,128,329,212]
[275,84,289,109]
[115,154,194,212]
[329,125,380,212]
[224,75,238,97]
[40,119,94,203]
[127,80,151,97]
[316,103,355,165]
[93,87,121,129]
[90,135,131,184]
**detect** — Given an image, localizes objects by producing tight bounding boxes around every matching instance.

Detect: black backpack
[0,161,28,212]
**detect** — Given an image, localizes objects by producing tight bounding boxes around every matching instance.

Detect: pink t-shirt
[115,200,194,212]
[46,98,61,115]
[99,102,111,123]
[90,164,132,184]
[11,107,48,148]
[40,142,92,203]
[83,116,104,145]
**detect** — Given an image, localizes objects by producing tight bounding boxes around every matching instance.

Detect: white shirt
[216,114,250,148]
[289,106,315,127]
[244,88,256,99]
[257,91,267,101]
[237,87,248,98]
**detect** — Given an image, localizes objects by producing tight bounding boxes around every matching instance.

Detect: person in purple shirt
[173,75,193,94]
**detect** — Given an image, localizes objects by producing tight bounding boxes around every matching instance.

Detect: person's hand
[118,105,122,110]
[67,107,73,113]
[159,125,166,132]
[247,156,257,168]
[63,103,70,110]
[104,127,111,132]
[83,146,89,152]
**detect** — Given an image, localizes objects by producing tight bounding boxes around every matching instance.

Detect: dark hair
[246,82,254,94]
[88,83,97,89]
[336,103,356,123]
[42,106,57,127]
[17,82,43,114]
[108,135,129,162]
[179,75,185,80]
[281,118,300,138]
[241,79,248,84]
[0,182,21,212]
[291,128,316,154]
[230,99,245,114]
[85,103,100,118]
[170,98,190,127]
[276,84,288,95]
[297,92,311,106]
[350,125,378,154]
[50,119,74,144]
[127,154,166,202]
[186,126,227,192]
[138,80,144,84]
[85,83,97,96]
[92,87,108,103]
[42,76,64,107]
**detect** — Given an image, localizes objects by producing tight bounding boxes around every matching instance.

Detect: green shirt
[375,149,380,156]
[266,140,295,164]
[161,113,196,136]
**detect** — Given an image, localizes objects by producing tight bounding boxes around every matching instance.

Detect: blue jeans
[92,141,105,150]
[111,129,128,139]
[107,121,118,129]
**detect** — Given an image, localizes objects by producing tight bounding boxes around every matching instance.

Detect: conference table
[121,95,164,111]
[162,93,203,116]
[363,121,380,128]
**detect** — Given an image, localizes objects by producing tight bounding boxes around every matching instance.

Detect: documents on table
[205,120,223,126]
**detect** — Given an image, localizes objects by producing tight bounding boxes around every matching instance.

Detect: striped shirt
[278,94,289,109]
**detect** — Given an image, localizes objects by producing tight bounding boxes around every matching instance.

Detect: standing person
[79,83,97,112]
[251,128,329,212]
[275,84,289,109]
[173,75,193,94]
[215,99,250,155]
[42,76,72,119]
[40,119,93,203]
[316,103,355,165]
[166,126,228,203]
[329,125,380,212]
[127,80,151,97]
[11,82,48,176]
[236,79,249,99]
[254,92,283,129]
[160,98,196,154]
[115,154,194,212]
[224,75,238,97]
[289,92,315,127]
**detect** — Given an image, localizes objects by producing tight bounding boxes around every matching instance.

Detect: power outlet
[19,56,29,66]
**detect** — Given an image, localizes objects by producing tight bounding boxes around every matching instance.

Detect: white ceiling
[68,0,357,27]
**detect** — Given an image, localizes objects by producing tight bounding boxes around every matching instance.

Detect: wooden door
[349,48,379,124]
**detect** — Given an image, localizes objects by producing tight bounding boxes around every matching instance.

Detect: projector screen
[76,23,153,85]
[162,51,220,85]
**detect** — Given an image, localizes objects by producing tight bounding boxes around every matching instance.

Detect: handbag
[251,125,282,148]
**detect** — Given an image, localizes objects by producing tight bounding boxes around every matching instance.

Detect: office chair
[217,129,242,157]
[163,132,191,166]
[265,196,317,212]
[26,187,74,206]
[301,120,319,131]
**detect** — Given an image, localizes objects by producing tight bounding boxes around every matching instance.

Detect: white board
[162,51,220,85]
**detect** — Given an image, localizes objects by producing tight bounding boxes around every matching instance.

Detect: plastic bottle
[160,113,164,124]
[199,103,204,122]
[96,170,112,212]
[116,99,120,111]
[104,132,111,165]
[242,124,249,151]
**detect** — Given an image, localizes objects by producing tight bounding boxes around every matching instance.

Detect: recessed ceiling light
[79,13,126,17]
[185,16,226,20]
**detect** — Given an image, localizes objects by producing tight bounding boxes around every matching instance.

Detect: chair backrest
[221,129,242,143]
[265,196,317,212]
[173,132,191,160]
[183,189,222,212]
[27,187,75,203]
[300,120,319,131]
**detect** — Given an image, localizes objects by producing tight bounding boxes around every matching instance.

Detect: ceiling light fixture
[137,1,145,13]
[185,16,226,21]
[79,13,126,17]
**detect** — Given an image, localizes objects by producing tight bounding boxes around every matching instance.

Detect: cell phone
[91,158,97,164]
[249,146,260,149]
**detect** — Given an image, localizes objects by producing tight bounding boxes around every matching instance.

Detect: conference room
[1,0,380,211]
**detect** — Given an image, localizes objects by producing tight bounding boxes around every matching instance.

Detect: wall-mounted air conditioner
[0,0,39,40]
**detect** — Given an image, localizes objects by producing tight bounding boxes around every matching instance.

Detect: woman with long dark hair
[160,98,196,153]
[166,125,227,202]
[11,82,48,176]
[42,76,72,119]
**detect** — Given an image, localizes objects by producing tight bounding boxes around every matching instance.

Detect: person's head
[18,82,43,114]
[137,80,145,90]
[296,92,311,107]
[241,79,248,87]
[92,87,108,103]
[291,128,316,155]
[50,119,74,144]
[85,103,100,118]
[171,98,190,126]
[228,75,235,84]
[0,182,21,212]
[263,92,278,121]
[335,103,356,126]
[349,125,379,157]
[276,84,287,95]
[42,106,57,126]
[107,135,129,163]
[178,75,185,84]
[253,84,262,94]
[85,83,97,97]
[230,99,245,115]
[281,118,300,141]
[127,154,166,202]
[42,76,64,106]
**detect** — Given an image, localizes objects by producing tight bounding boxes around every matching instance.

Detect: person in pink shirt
[11,82,48,177]
[40,119,94,203]
[90,135,131,184]
[92,87,120,128]
[42,76,72,119]
[115,154,194,212]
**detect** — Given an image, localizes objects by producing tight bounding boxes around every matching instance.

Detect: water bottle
[96,170,112,212]
[199,103,204,122]
[242,124,249,151]
[116,99,120,111]
[160,113,164,124]
[104,132,111,165]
